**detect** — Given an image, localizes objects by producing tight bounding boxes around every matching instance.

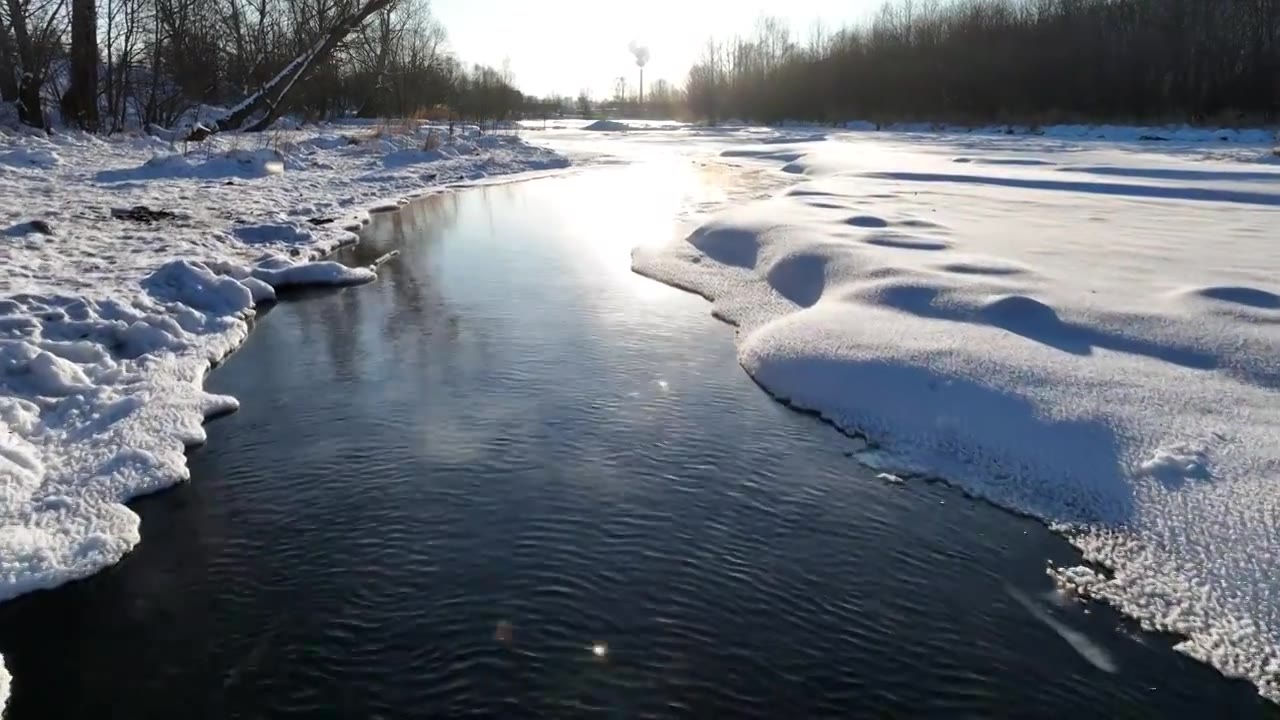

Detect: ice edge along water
[0,125,569,712]
[632,133,1280,703]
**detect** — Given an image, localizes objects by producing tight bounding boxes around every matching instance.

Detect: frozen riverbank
[631,130,1280,702]
[0,123,567,709]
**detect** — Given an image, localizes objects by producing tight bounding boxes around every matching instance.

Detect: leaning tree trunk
[186,0,395,140]
[62,0,99,130]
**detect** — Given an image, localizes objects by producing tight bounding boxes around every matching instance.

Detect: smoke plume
[628,41,650,68]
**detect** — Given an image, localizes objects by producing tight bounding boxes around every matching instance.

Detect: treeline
[0,0,527,134]
[687,0,1280,125]
[523,78,688,121]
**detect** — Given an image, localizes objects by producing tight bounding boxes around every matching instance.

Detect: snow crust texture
[0,123,566,711]
[634,134,1280,702]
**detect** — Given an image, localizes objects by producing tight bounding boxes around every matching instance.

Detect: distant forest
[684,0,1280,126]
[5,0,1277,134]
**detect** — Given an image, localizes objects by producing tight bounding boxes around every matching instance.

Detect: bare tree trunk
[0,23,19,101]
[143,8,161,125]
[62,0,100,130]
[16,71,42,126]
[188,0,395,139]
[5,0,45,127]
[102,0,115,124]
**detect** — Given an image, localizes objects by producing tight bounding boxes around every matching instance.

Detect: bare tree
[61,0,97,129]
[0,0,522,133]
[3,0,66,127]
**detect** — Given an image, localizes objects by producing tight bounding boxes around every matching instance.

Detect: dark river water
[0,165,1273,718]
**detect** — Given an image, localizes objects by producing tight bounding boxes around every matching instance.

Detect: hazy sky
[432,0,882,99]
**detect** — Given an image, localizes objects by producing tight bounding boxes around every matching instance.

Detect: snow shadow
[759,355,1134,524]
[721,148,807,162]
[860,171,1280,206]
[758,134,828,144]
[1062,166,1280,183]
[953,157,1056,166]
[869,285,1229,377]
[689,225,763,268]
[1194,286,1280,310]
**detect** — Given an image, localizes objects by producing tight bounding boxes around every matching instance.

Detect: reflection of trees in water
[285,275,363,382]
[374,192,461,348]
[295,193,464,380]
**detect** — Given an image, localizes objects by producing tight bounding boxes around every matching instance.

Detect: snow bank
[584,119,631,132]
[1038,124,1276,143]
[634,137,1280,702]
[0,124,568,711]
[838,120,1278,144]
[0,146,60,169]
[250,254,375,287]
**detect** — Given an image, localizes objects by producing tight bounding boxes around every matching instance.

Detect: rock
[111,205,177,223]
[3,220,54,236]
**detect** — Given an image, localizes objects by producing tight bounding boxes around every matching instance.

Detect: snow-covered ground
[3,114,1279,708]
[0,122,566,710]
[607,126,1279,702]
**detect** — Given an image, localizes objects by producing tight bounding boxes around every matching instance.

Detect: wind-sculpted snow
[0,123,567,711]
[633,136,1280,702]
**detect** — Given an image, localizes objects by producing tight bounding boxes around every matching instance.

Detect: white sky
[432,0,883,99]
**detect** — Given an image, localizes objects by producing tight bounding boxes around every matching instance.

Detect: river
[0,164,1270,718]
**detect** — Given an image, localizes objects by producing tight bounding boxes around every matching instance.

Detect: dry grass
[368,117,419,139]
[414,106,452,122]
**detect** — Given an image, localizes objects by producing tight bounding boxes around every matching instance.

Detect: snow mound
[584,120,631,132]
[1137,444,1211,485]
[634,137,1280,702]
[97,148,293,182]
[250,253,375,288]
[232,222,315,245]
[0,146,60,169]
[143,260,255,314]
[298,133,356,151]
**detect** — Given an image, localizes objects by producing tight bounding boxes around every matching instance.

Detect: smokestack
[628,41,650,106]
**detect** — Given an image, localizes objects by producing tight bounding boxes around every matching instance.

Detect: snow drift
[584,119,631,132]
[634,136,1280,702]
